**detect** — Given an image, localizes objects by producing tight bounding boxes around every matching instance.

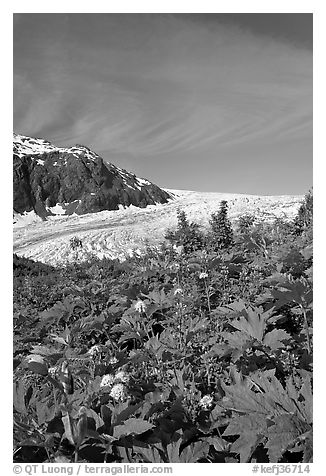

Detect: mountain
[13,133,172,218]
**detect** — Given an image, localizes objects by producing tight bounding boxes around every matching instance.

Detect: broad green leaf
[30,345,61,357]
[221,331,252,351]
[39,298,74,326]
[266,414,310,462]
[230,431,264,463]
[113,402,144,426]
[85,408,104,429]
[134,445,165,463]
[299,375,313,424]
[26,354,48,376]
[248,371,299,416]
[263,329,291,349]
[286,373,313,424]
[205,436,230,452]
[13,381,26,413]
[230,307,274,342]
[113,418,154,439]
[187,316,209,334]
[222,371,288,416]
[144,336,165,357]
[166,436,182,463]
[36,401,55,425]
[179,440,210,463]
[170,369,185,393]
[75,407,88,447]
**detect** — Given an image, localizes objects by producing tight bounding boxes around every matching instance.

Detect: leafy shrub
[237,213,255,234]
[13,254,56,277]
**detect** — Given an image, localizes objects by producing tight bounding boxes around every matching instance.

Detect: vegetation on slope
[13,191,313,463]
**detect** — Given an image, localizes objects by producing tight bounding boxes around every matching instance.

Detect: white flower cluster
[100,374,115,388]
[135,299,147,313]
[174,288,183,296]
[87,345,102,356]
[199,395,214,410]
[109,383,126,402]
[114,370,130,384]
[199,272,208,280]
[100,369,130,401]
[48,366,58,379]
[108,356,118,365]
[173,245,183,255]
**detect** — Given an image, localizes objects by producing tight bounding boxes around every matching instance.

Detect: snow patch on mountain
[46,204,67,215]
[137,178,151,186]
[13,133,55,157]
[13,210,43,226]
[13,133,101,163]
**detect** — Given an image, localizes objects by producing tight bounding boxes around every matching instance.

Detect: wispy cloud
[13,14,312,194]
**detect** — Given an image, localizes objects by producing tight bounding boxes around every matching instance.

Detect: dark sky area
[13,13,312,195]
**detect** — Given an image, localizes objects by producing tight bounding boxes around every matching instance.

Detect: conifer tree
[165,208,204,253]
[293,189,313,235]
[209,200,234,250]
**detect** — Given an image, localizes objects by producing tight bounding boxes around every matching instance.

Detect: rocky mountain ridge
[13,133,172,218]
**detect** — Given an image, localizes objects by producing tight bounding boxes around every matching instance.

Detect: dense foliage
[13,195,313,464]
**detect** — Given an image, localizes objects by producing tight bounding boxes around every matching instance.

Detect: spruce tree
[293,189,313,235]
[209,200,234,250]
[165,208,204,253]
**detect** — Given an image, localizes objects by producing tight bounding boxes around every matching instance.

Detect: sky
[13,13,312,195]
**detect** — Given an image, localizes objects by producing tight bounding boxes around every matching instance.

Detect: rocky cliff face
[13,133,172,218]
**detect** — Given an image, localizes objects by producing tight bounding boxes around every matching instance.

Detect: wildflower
[199,395,214,410]
[109,383,127,402]
[114,370,130,384]
[199,272,208,280]
[100,374,115,389]
[173,245,183,255]
[109,356,118,365]
[174,288,183,296]
[87,345,102,356]
[135,299,146,313]
[48,366,58,379]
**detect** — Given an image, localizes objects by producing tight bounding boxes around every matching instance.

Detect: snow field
[13,189,303,266]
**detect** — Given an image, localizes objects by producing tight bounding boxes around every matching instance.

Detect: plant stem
[204,279,211,314]
[300,304,311,354]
